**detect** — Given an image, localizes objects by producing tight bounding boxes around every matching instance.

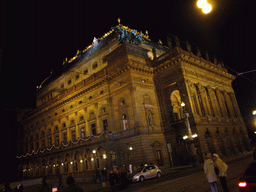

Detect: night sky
[0,0,255,183]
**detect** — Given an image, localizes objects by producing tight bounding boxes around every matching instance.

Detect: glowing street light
[197,0,207,8]
[202,3,212,14]
[253,110,256,116]
[197,0,212,14]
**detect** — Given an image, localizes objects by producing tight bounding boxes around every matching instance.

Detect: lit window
[103,119,108,130]
[81,127,85,138]
[122,114,128,130]
[91,123,96,135]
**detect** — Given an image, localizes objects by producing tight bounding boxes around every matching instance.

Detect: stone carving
[213,55,217,64]
[112,25,145,45]
[197,47,201,57]
[167,36,172,48]
[186,41,191,53]
[205,51,210,61]
[175,36,180,47]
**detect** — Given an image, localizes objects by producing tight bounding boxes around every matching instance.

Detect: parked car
[238,162,256,191]
[128,165,162,182]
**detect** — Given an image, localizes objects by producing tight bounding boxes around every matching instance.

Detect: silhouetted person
[253,143,256,161]
[57,174,64,191]
[109,170,117,192]
[14,182,23,192]
[2,182,11,192]
[93,168,101,183]
[40,176,49,192]
[101,167,107,181]
[120,166,128,190]
[63,176,83,192]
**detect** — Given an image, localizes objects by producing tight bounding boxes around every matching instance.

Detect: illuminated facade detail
[17,23,250,180]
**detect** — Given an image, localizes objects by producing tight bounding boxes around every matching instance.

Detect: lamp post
[181,102,198,165]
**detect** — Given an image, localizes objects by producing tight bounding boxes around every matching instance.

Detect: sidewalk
[5,151,253,192]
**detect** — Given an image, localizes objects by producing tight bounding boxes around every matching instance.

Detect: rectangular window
[36,142,39,151]
[91,123,96,135]
[103,119,108,130]
[80,127,85,138]
[72,130,76,141]
[156,150,163,166]
[48,137,52,147]
[42,139,45,149]
[55,135,59,146]
[83,69,88,75]
[92,63,98,69]
[63,133,67,144]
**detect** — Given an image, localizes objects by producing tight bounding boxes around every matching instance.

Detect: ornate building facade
[17,23,251,179]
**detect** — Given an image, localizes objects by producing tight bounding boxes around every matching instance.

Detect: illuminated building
[17,22,251,179]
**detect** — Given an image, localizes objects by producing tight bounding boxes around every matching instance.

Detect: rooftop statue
[112,25,146,45]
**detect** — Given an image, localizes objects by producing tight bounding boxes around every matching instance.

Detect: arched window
[122,114,128,130]
[170,90,182,121]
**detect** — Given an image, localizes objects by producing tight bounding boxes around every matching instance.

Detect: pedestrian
[204,153,218,192]
[253,143,256,161]
[14,182,24,192]
[120,165,128,190]
[213,154,229,192]
[63,175,83,192]
[57,174,64,191]
[93,168,101,183]
[109,170,117,192]
[101,167,107,182]
[40,176,50,192]
[2,182,11,192]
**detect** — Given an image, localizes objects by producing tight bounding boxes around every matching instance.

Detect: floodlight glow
[197,0,207,8]
[202,3,212,14]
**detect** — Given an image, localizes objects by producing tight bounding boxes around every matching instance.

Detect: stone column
[229,92,242,118]
[216,89,229,117]
[223,91,235,117]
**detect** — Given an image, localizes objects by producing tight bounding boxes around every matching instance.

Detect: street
[123,153,254,192]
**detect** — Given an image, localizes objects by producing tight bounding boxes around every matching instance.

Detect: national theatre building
[17,22,251,179]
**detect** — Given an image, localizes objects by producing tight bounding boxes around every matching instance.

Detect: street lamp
[181,102,198,165]
[197,0,212,14]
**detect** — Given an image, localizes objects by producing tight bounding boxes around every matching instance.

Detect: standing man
[213,154,229,192]
[63,176,83,192]
[204,153,218,192]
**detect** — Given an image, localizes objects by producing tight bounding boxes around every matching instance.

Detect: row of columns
[187,82,241,118]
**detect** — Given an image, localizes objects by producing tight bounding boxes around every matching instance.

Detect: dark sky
[0,0,255,182]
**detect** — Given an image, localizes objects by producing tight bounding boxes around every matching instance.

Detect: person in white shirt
[204,153,218,192]
[213,154,229,192]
